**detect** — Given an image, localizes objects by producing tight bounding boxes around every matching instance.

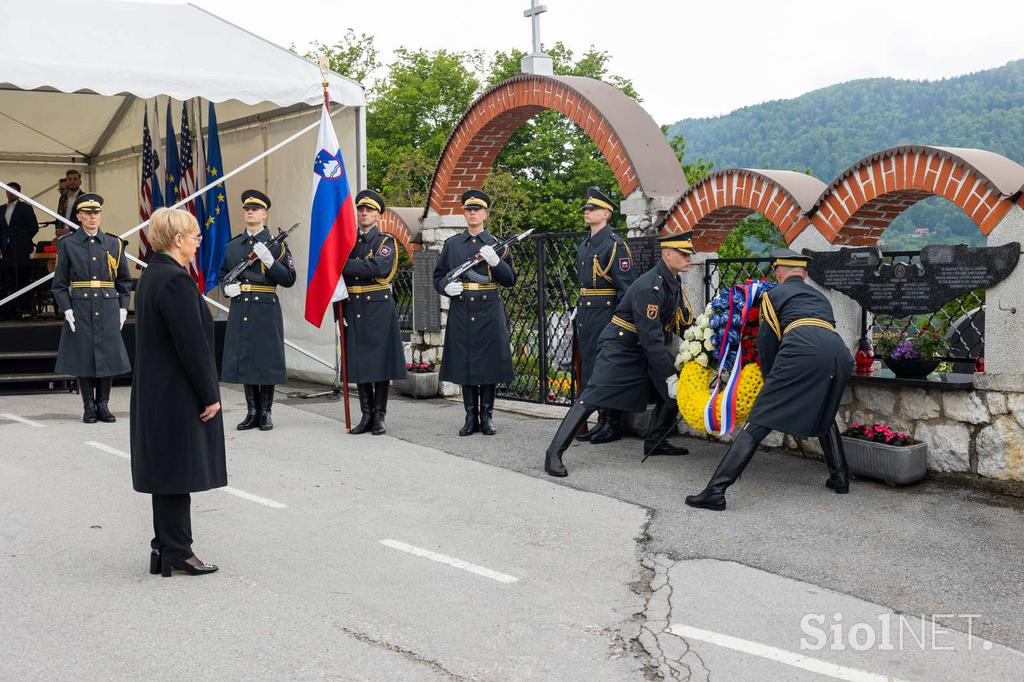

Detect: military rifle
[441,228,535,285]
[222,223,300,286]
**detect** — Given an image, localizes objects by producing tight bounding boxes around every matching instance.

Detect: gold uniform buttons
[470,316,476,321]
[243,317,248,321]
[254,296,260,301]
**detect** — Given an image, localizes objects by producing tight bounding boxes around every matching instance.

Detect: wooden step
[0,351,58,360]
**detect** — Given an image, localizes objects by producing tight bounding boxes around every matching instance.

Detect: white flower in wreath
[705,303,713,314]
[688,340,702,355]
[695,314,709,329]
[678,350,692,365]
[696,353,709,368]
[703,338,715,351]
[703,327,714,341]
[683,327,695,341]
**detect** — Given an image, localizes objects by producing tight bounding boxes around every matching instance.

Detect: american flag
[137,107,159,267]
[179,103,204,289]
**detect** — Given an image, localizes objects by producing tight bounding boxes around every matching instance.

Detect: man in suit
[57,169,83,234]
[1,181,40,316]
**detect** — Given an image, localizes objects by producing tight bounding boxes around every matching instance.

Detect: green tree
[294,30,380,86]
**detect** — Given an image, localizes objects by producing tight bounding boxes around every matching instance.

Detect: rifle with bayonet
[222,223,300,286]
[442,228,535,285]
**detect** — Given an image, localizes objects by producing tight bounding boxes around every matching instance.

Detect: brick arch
[424,74,687,217]
[379,207,422,261]
[812,146,1024,245]
[659,169,827,251]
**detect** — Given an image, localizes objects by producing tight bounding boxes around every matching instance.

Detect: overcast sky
[172,0,1020,124]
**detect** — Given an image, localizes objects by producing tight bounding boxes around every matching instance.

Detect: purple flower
[890,339,919,360]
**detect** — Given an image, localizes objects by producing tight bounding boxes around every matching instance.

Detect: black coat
[748,277,853,437]
[219,227,297,385]
[51,228,132,378]
[581,261,692,413]
[433,229,516,386]
[130,253,226,494]
[575,224,637,387]
[342,226,408,383]
[0,200,39,261]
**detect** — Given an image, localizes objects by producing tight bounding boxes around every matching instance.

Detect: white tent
[0,0,367,383]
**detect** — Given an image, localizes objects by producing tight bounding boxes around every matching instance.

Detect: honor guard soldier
[686,248,854,511]
[432,189,516,436]
[343,190,408,435]
[545,232,696,477]
[51,193,132,423]
[219,190,297,431]
[574,187,637,444]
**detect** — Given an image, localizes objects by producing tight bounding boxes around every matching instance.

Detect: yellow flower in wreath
[676,362,765,435]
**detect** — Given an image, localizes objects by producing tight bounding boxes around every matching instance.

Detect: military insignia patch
[379,244,393,257]
[619,257,632,272]
[646,304,659,320]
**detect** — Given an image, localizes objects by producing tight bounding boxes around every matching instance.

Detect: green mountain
[667,60,1024,248]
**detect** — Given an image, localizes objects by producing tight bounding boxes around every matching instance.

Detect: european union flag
[164,100,181,213]
[201,102,231,292]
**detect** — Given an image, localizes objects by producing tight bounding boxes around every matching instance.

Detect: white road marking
[668,624,910,682]
[379,539,518,584]
[1,413,45,428]
[84,441,287,509]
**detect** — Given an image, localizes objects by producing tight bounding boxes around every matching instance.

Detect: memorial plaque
[805,243,1019,316]
[413,250,442,332]
[626,235,660,274]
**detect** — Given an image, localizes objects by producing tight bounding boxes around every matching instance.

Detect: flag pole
[320,55,351,433]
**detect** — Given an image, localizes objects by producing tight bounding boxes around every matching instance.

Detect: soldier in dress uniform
[219,190,296,432]
[343,189,408,435]
[545,233,696,477]
[574,187,637,444]
[685,248,854,511]
[432,189,516,436]
[51,193,132,423]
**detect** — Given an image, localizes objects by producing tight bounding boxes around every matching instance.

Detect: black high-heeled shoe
[161,554,219,577]
[149,549,161,575]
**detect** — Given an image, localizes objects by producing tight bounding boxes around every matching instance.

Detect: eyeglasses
[183,233,202,244]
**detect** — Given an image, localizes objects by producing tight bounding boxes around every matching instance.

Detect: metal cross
[523,0,547,55]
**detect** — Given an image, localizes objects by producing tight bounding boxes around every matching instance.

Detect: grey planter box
[393,372,439,399]
[841,437,928,486]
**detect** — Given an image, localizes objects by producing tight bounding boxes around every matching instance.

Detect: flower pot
[841,437,928,486]
[882,357,940,379]
[393,372,439,399]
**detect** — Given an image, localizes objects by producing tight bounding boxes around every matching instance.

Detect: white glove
[64,309,76,333]
[666,374,679,399]
[119,308,127,330]
[253,242,275,267]
[444,281,464,297]
[479,244,500,267]
[224,283,242,298]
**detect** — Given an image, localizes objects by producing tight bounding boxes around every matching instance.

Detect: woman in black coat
[130,208,225,577]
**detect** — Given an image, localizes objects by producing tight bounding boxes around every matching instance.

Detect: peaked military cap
[771,247,813,268]
[582,187,615,212]
[241,189,271,210]
[659,231,696,255]
[355,189,385,213]
[73,192,103,213]
[461,189,491,210]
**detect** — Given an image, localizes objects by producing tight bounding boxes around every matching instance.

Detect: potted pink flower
[841,422,928,486]
[394,363,439,399]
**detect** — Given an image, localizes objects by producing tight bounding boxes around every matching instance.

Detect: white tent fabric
[0,0,365,109]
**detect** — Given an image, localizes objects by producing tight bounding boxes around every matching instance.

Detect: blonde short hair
[149,208,199,252]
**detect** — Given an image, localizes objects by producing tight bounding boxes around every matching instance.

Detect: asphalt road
[2,384,1023,681]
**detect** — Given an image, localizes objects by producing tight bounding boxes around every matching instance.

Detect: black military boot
[685,428,761,511]
[237,385,261,431]
[479,384,497,436]
[458,385,479,436]
[545,401,592,477]
[94,377,116,423]
[576,410,608,442]
[820,423,850,494]
[371,381,389,436]
[79,377,97,424]
[643,401,688,458]
[588,409,621,444]
[350,383,374,434]
[258,384,275,431]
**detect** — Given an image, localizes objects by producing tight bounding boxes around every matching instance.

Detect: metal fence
[496,231,659,405]
[703,251,985,368]
[393,253,413,333]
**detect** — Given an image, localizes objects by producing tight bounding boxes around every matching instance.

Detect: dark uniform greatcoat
[342,226,408,383]
[219,227,296,385]
[581,261,692,413]
[51,228,132,377]
[130,253,226,494]
[433,229,516,386]
[748,277,854,437]
[576,224,636,387]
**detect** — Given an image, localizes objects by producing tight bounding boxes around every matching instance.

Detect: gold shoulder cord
[106,238,123,278]
[761,294,782,340]
[373,235,400,285]
[664,289,695,334]
[594,242,618,285]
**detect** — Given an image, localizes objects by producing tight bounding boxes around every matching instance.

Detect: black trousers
[151,493,192,563]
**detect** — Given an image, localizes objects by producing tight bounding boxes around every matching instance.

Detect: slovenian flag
[304,105,357,326]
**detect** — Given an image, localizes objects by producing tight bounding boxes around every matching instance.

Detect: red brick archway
[659,169,827,251]
[812,146,1024,245]
[425,74,687,217]
[379,207,422,261]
